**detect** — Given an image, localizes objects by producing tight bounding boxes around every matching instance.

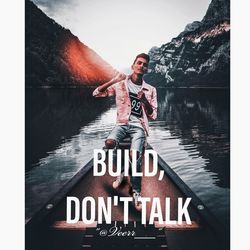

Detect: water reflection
[25,87,114,171]
[154,88,230,189]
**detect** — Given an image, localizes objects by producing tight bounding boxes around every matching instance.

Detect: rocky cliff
[145,0,230,87]
[25,0,116,86]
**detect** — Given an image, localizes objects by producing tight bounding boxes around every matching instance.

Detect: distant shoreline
[26,85,230,90]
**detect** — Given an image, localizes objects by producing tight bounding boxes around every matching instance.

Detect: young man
[93,53,157,211]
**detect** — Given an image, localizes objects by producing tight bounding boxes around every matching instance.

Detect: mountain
[145,0,230,87]
[25,0,117,86]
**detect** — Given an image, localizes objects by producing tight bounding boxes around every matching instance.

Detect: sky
[32,0,211,71]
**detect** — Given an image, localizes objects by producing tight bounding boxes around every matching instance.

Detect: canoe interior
[26,145,229,250]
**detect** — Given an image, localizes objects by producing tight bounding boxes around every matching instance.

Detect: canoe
[25,142,229,250]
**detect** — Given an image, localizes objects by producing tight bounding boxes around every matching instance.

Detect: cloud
[32,0,77,16]
[30,0,211,69]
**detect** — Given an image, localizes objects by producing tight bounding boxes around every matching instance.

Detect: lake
[25,87,230,230]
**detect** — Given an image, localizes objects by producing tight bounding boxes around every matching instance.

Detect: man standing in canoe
[93,53,157,211]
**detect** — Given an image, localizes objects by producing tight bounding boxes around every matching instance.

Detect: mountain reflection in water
[152,88,229,189]
[25,87,113,171]
[25,87,229,228]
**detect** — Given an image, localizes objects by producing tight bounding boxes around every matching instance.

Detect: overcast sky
[32,0,211,71]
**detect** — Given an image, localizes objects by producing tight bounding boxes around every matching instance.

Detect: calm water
[25,87,230,229]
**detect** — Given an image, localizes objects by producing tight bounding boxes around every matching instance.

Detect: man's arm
[138,88,157,119]
[93,72,126,97]
[98,72,126,92]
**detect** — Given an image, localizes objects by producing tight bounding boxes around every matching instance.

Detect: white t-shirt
[127,79,144,129]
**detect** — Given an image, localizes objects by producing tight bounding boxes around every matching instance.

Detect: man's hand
[137,91,147,103]
[137,90,153,115]
[113,72,126,82]
[98,72,126,93]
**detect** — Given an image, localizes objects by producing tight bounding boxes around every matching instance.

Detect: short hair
[133,53,150,65]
